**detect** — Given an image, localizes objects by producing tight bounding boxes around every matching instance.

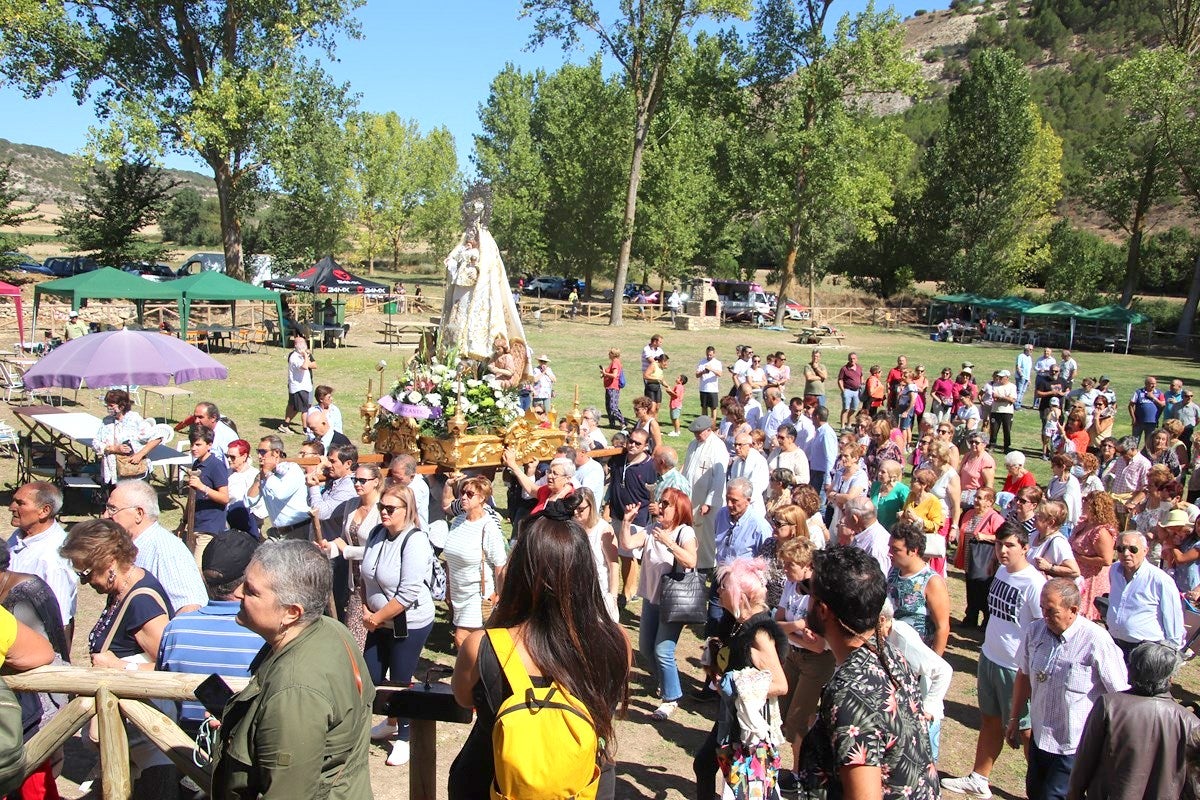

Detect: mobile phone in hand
[194,674,235,718]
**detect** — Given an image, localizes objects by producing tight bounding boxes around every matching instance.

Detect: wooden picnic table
[793,328,846,347]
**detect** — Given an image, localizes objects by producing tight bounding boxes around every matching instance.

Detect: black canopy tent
[265,256,389,295]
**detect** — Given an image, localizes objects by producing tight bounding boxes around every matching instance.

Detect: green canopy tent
[929,293,991,326]
[32,268,184,334]
[1023,301,1089,349]
[174,271,288,346]
[1077,305,1151,354]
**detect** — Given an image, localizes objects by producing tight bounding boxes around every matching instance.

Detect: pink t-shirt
[932,377,957,404]
[959,451,996,492]
[669,383,685,410]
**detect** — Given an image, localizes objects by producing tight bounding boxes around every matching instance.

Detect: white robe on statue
[442,226,528,369]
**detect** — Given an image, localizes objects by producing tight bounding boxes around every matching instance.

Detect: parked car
[1,252,53,275]
[524,275,572,298]
[122,262,177,282]
[42,256,100,277]
[176,251,274,285]
[780,298,811,321]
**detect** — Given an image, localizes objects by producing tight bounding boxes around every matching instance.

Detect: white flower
[432,364,450,377]
[406,390,422,404]
[427,393,442,407]
[467,379,482,389]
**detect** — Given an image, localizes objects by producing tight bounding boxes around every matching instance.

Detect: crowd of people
[2,330,1200,800]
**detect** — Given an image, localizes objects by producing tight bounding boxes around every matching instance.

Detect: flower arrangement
[375,352,523,437]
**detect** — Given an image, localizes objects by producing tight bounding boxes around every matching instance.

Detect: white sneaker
[651,701,678,720]
[667,431,680,437]
[370,720,398,741]
[386,739,410,766]
[940,774,992,798]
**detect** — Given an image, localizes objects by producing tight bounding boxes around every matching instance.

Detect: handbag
[658,528,707,624]
[114,452,145,478]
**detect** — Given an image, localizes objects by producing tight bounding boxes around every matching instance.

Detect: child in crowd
[1041,397,1061,459]
[667,374,688,437]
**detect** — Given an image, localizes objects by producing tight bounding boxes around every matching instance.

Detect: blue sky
[0,0,929,178]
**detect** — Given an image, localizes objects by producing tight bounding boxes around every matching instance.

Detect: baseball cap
[962,366,973,374]
[68,311,79,318]
[1049,397,1060,406]
[201,530,259,588]
[689,416,714,433]
[997,369,1011,378]
[1099,375,1111,383]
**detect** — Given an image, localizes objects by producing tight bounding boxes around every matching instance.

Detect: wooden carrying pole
[4,666,248,700]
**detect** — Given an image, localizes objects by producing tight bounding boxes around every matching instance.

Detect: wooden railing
[3,666,247,798]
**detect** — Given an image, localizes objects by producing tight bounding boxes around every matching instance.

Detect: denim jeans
[928,717,942,764]
[703,575,726,638]
[1016,377,1030,408]
[1027,742,1074,800]
[363,621,434,741]
[638,600,685,702]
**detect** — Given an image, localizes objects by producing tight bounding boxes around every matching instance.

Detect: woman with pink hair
[693,557,789,800]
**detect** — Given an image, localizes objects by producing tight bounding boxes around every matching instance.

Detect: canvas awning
[1024,301,1089,348]
[32,268,184,333]
[174,271,288,346]
[0,281,26,346]
[265,255,388,295]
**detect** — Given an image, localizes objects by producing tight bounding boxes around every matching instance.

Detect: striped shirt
[156,600,265,723]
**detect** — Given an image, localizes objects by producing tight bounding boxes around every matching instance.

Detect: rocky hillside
[0,138,214,206]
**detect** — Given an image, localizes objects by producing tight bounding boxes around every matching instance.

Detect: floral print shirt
[796,641,939,800]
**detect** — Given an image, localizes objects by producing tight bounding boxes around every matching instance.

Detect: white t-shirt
[287,349,312,393]
[697,358,723,394]
[991,381,1017,414]
[982,564,1046,669]
[642,344,663,374]
[1029,531,1082,588]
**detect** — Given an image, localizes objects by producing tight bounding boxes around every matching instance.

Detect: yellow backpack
[488,628,601,800]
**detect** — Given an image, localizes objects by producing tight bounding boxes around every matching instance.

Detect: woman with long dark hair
[450,496,630,800]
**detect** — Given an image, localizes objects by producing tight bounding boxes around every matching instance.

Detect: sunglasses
[352,477,376,485]
[1115,545,1140,554]
[257,448,270,456]
[75,567,92,582]
[461,490,479,499]
[627,440,646,447]
[377,502,404,515]
[1015,498,1035,505]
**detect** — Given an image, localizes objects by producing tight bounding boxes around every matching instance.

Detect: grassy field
[5,302,1200,798]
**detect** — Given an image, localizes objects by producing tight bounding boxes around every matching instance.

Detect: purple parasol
[23,329,229,389]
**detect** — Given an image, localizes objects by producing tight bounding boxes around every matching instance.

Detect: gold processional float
[356,186,571,470]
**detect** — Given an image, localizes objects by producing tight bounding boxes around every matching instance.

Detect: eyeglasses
[575,504,590,513]
[1115,545,1140,554]
[103,504,137,516]
[75,567,92,582]
[256,448,270,456]
[352,477,376,485]
[461,490,480,499]
[1015,498,1035,505]
[735,441,751,448]
[377,502,405,515]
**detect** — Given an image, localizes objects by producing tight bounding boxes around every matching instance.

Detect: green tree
[745,0,922,318]
[0,161,40,263]
[1042,219,1122,304]
[533,58,628,293]
[522,0,752,325]
[345,114,460,272]
[916,49,1063,294]
[261,65,354,268]
[474,65,550,274]
[57,157,179,265]
[0,0,363,280]
[161,189,203,246]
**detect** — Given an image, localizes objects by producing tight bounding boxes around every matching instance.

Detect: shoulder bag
[658,527,706,624]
